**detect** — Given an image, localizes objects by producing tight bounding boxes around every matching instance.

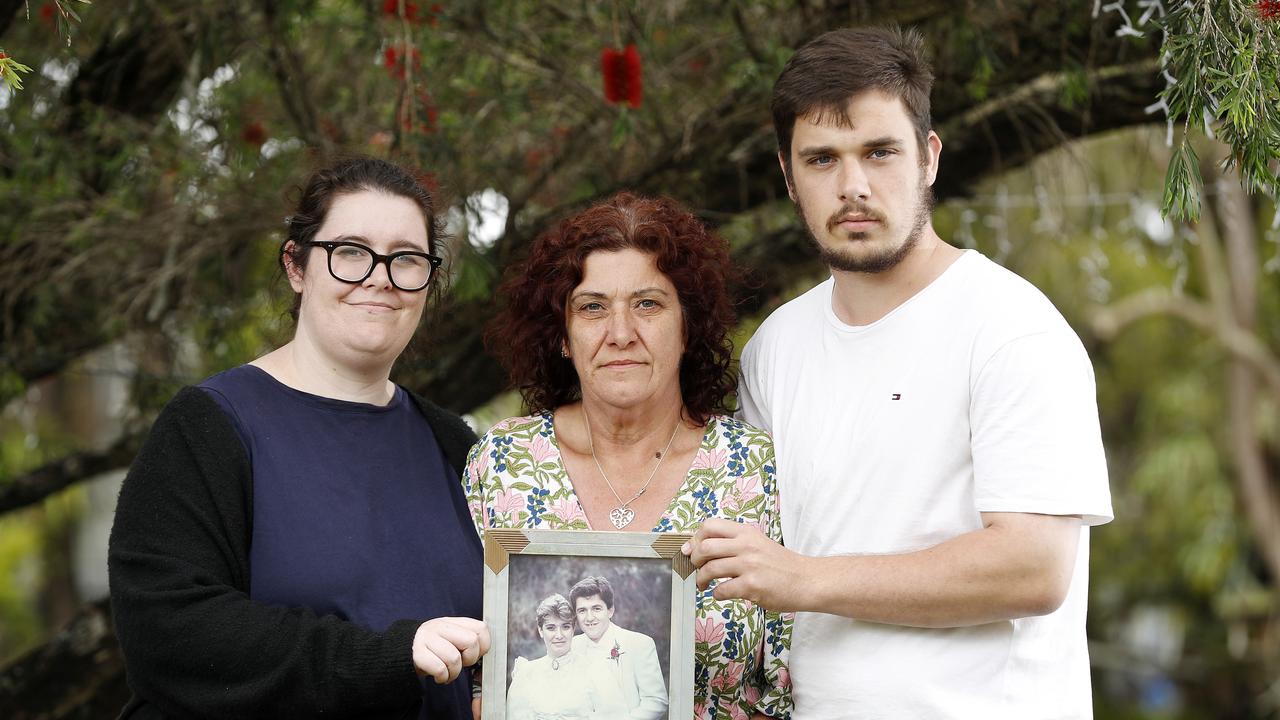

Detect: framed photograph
[481,528,695,720]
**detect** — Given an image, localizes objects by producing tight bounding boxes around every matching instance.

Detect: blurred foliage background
[1,0,1278,717]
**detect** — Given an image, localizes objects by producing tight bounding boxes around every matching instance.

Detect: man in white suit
[569,576,667,720]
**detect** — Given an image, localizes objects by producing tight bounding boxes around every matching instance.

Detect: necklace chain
[583,405,681,529]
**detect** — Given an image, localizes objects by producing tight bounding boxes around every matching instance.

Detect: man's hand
[683,518,812,611]
[412,617,491,685]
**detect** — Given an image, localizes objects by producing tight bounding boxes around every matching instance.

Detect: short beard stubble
[793,165,936,274]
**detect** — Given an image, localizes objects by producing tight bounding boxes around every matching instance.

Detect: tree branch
[1092,290,1280,402]
[0,432,144,515]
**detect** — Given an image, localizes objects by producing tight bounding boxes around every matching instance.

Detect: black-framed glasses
[304,240,442,292]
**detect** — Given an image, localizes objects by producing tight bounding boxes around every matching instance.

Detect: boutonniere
[609,640,625,664]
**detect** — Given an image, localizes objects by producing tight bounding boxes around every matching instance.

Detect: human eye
[868,148,895,160]
[334,245,368,259]
[392,253,427,268]
[806,154,834,167]
[635,298,660,311]
[578,301,606,314]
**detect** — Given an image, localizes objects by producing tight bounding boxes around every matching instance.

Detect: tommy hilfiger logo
[891,393,902,400]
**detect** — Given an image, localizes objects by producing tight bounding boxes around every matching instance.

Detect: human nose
[363,258,394,289]
[606,307,637,346]
[839,160,871,202]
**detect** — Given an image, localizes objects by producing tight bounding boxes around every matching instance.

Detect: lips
[348,301,399,311]
[827,205,884,232]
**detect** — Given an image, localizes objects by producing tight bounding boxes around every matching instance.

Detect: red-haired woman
[465,193,792,719]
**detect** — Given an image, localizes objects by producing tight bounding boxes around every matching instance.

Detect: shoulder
[615,625,657,649]
[955,252,1075,334]
[151,385,242,445]
[512,655,535,678]
[480,413,551,441]
[946,252,1087,364]
[746,278,832,351]
[708,415,772,449]
[468,413,551,460]
[406,391,479,471]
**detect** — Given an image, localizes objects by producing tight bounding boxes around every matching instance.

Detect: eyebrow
[570,287,672,303]
[332,234,429,253]
[796,136,904,157]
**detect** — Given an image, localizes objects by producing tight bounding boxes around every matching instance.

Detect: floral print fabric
[462,412,793,720]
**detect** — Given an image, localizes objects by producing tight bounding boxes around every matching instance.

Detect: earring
[560,348,570,358]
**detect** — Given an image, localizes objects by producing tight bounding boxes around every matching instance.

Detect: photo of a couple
[506,571,669,720]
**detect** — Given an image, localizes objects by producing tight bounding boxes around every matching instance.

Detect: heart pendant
[608,506,635,529]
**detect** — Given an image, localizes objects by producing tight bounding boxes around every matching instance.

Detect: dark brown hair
[280,155,445,319]
[771,26,934,167]
[486,192,739,425]
[569,576,615,611]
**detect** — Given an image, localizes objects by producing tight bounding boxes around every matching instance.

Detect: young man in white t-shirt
[684,27,1113,719]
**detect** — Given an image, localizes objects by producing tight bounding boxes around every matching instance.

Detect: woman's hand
[412,617,490,684]
[471,697,482,720]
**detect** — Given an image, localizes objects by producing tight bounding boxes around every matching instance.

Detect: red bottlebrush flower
[1257,0,1280,19]
[381,0,420,22]
[428,3,442,26]
[383,45,420,79]
[601,44,643,108]
[417,171,440,196]
[38,2,56,26]
[524,148,546,172]
[241,121,267,146]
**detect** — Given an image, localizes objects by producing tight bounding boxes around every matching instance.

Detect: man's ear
[283,242,306,293]
[924,131,942,187]
[778,151,798,203]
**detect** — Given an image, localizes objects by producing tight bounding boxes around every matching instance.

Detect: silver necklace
[582,406,681,529]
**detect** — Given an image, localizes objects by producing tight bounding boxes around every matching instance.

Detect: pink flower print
[721,473,760,514]
[471,448,490,478]
[734,473,760,498]
[778,666,791,689]
[468,496,484,523]
[493,489,524,516]
[721,492,742,514]
[691,447,727,470]
[549,497,585,524]
[523,433,555,466]
[491,417,522,433]
[710,661,744,692]
[694,615,725,646]
[694,701,707,719]
[743,683,761,704]
[727,704,750,720]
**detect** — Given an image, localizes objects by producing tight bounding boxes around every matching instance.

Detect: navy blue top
[201,365,482,719]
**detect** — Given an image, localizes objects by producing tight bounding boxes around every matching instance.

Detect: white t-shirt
[739,250,1113,720]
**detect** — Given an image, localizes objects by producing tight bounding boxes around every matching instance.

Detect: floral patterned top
[462,412,793,720]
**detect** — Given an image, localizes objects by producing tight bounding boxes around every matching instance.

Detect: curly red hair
[487,192,740,425]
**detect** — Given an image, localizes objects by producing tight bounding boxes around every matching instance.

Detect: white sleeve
[628,632,668,720]
[505,657,534,720]
[736,334,772,433]
[970,329,1113,525]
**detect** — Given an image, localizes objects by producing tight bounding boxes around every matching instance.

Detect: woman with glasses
[108,156,489,720]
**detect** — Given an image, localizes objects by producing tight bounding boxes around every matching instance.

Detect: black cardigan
[107,386,480,719]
